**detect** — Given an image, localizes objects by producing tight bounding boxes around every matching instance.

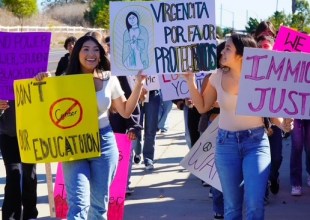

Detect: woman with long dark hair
[36,35,145,220]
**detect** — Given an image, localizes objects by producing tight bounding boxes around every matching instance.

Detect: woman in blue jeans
[35,35,145,220]
[185,34,292,219]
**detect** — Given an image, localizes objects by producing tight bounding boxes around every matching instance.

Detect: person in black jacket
[0,100,38,220]
[55,36,77,76]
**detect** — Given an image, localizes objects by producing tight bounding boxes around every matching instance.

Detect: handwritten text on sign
[53,134,132,220]
[180,117,222,191]
[236,48,310,119]
[110,0,217,75]
[159,72,208,101]
[14,75,100,163]
[0,32,51,100]
[273,26,310,53]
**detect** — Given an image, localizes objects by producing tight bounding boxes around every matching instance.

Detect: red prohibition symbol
[50,97,83,129]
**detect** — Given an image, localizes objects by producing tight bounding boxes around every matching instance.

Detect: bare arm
[184,72,217,114]
[112,72,146,118]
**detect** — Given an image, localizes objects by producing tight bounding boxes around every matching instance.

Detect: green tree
[268,11,290,30]
[290,0,310,31]
[95,4,109,29]
[216,26,223,39]
[84,0,108,26]
[222,27,233,37]
[3,0,37,27]
[245,17,260,34]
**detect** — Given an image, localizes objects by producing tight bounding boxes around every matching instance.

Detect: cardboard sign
[236,48,310,119]
[273,26,310,53]
[180,117,221,191]
[159,72,209,101]
[14,74,100,163]
[0,32,51,100]
[110,0,217,75]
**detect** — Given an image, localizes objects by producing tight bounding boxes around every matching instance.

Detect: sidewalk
[1,106,310,219]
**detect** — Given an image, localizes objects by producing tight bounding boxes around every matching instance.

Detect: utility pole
[220,4,223,28]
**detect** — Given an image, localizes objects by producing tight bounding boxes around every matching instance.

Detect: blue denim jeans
[133,90,160,165]
[63,126,119,220]
[158,91,173,131]
[211,187,224,215]
[215,127,270,220]
[290,119,310,186]
[268,126,283,183]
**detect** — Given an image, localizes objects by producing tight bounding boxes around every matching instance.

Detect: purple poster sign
[0,32,51,100]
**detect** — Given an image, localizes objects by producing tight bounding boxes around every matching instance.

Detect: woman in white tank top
[185,34,293,220]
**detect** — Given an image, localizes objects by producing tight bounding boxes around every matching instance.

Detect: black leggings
[0,134,38,220]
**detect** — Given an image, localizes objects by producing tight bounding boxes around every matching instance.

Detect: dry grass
[0,3,96,48]
[45,3,89,27]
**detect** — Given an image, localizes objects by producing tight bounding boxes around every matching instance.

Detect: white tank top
[209,69,264,131]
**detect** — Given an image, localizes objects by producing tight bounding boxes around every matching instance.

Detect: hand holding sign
[182,71,196,84]
[0,100,9,111]
[135,70,147,86]
[34,71,52,81]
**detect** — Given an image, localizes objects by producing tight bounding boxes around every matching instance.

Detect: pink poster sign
[108,133,131,220]
[53,163,68,219]
[0,32,51,100]
[273,26,310,53]
[53,133,131,219]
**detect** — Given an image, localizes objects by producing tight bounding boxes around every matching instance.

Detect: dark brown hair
[254,21,276,40]
[66,35,110,75]
[230,34,257,56]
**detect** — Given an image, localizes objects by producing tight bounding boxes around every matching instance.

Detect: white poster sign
[159,72,209,101]
[237,48,310,119]
[180,117,221,191]
[127,75,160,92]
[110,0,217,75]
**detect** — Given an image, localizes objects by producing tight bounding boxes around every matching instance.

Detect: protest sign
[180,117,221,191]
[54,163,68,219]
[236,48,310,119]
[127,74,160,91]
[0,32,51,100]
[110,0,217,75]
[273,26,310,53]
[14,74,100,163]
[159,72,209,101]
[108,133,132,220]
[53,133,132,220]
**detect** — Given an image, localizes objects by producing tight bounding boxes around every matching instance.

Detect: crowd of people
[0,19,309,220]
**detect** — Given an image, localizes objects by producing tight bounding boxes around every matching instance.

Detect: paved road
[47,48,66,73]
[1,107,310,219]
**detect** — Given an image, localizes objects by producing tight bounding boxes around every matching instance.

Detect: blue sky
[37,0,293,30]
[215,0,293,29]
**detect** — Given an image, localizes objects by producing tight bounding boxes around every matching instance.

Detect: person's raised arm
[112,71,146,118]
[184,72,217,114]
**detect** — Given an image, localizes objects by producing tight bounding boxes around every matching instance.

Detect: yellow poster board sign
[14,74,100,163]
